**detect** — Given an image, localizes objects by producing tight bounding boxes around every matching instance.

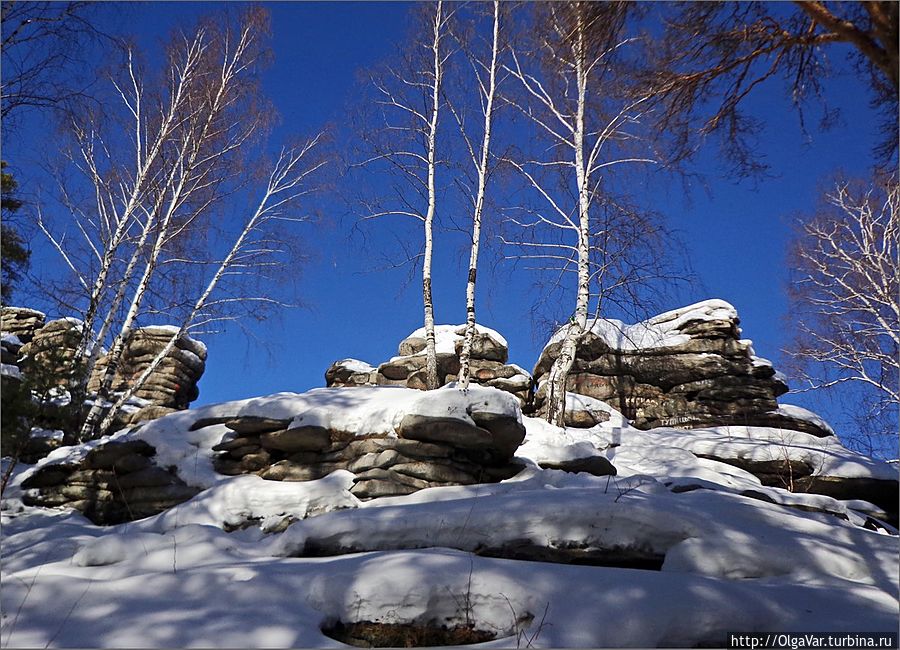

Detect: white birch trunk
[422,0,444,391]
[82,37,249,439]
[97,142,322,435]
[97,194,267,435]
[459,0,500,391]
[77,39,206,384]
[80,181,182,438]
[546,12,591,427]
[501,7,656,425]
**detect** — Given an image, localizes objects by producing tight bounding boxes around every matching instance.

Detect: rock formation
[532,300,832,436]
[88,325,207,414]
[1,306,207,427]
[0,306,45,344]
[21,386,527,521]
[205,387,526,501]
[325,324,533,405]
[11,299,898,530]
[20,439,201,525]
[18,318,87,384]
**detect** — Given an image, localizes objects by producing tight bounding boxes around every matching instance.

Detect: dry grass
[322,620,496,648]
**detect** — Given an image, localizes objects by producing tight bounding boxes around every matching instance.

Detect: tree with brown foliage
[638,1,898,174]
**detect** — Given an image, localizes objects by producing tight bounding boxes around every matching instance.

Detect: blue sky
[4,3,883,437]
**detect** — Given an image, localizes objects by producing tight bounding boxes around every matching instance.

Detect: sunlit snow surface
[545,299,737,351]
[2,385,897,648]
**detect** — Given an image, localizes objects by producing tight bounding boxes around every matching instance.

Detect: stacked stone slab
[88,326,207,410]
[202,402,526,500]
[20,440,201,524]
[2,306,207,437]
[325,359,378,387]
[325,324,533,405]
[3,309,70,391]
[1,306,46,345]
[18,318,86,384]
[533,300,831,436]
[1,335,22,368]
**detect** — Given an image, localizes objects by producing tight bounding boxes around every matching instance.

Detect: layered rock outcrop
[325,324,532,405]
[205,386,526,500]
[88,326,207,413]
[1,306,207,419]
[20,386,528,520]
[0,306,45,345]
[20,439,201,525]
[533,300,831,436]
[12,300,897,532]
[18,318,86,383]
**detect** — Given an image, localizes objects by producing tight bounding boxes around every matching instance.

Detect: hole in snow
[320,619,496,647]
[475,539,665,571]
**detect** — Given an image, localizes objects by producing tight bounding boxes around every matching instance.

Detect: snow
[139,325,208,356]
[29,428,65,441]
[84,393,151,414]
[57,316,87,328]
[2,382,898,648]
[646,298,738,327]
[2,470,896,648]
[517,416,614,464]
[331,358,375,374]
[13,385,522,494]
[45,387,72,407]
[2,333,23,346]
[547,299,737,352]
[505,363,532,378]
[565,392,629,426]
[131,472,360,534]
[265,477,897,586]
[631,424,898,481]
[773,403,837,436]
[751,355,774,369]
[141,324,182,335]
[1,362,22,379]
[1,306,45,319]
[403,323,508,355]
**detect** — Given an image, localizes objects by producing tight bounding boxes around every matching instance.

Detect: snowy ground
[2,386,897,648]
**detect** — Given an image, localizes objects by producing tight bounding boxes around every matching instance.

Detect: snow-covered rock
[325,323,533,405]
[532,300,834,435]
[18,385,527,520]
[1,362,22,380]
[87,325,207,411]
[4,304,206,422]
[2,388,897,648]
[0,305,46,344]
[324,358,377,386]
[3,307,899,648]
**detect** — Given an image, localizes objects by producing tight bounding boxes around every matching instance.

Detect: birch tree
[786,176,899,458]
[36,9,327,439]
[501,3,657,426]
[450,0,503,391]
[353,1,451,390]
[92,141,325,436]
